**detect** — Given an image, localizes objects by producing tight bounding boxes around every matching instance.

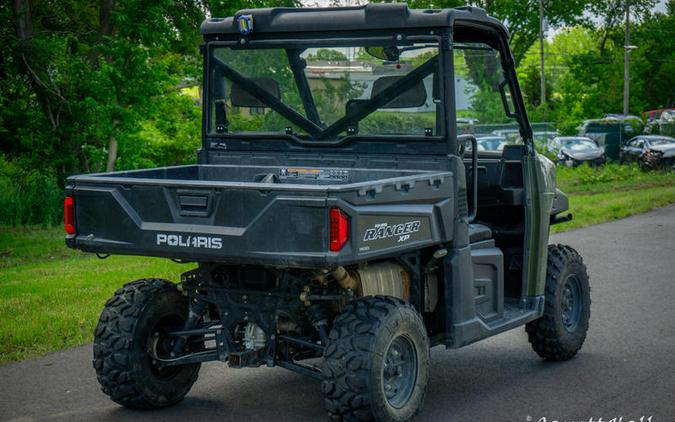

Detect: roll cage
[199,4,533,156]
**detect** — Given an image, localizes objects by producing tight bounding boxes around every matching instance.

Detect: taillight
[329,207,349,252]
[64,196,75,235]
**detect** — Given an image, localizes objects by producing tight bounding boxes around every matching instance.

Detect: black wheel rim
[382,335,417,409]
[562,275,583,333]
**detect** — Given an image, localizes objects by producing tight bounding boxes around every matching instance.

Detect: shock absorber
[171,298,208,356]
[307,304,330,346]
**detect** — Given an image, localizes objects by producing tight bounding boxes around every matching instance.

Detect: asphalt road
[2,206,675,422]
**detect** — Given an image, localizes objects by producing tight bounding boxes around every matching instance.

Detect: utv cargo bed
[65,164,455,267]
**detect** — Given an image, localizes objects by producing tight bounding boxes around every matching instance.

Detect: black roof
[200,3,505,37]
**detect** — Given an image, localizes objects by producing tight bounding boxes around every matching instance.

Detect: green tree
[307,48,349,61]
[396,0,589,64]
[4,0,205,176]
[515,2,673,133]
[0,0,298,225]
[2,0,298,180]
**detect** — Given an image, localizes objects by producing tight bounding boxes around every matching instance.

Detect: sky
[302,0,669,15]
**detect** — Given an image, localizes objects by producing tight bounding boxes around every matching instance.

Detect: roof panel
[200,4,501,37]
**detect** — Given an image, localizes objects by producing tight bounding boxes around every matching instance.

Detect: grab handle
[458,134,478,223]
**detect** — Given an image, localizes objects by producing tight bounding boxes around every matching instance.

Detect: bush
[0,156,62,227]
[556,163,645,188]
[359,111,436,135]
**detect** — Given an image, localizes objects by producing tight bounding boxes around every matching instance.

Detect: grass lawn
[0,231,185,363]
[0,163,674,364]
[552,164,675,232]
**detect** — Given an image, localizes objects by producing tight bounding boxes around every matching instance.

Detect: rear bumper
[559,156,605,167]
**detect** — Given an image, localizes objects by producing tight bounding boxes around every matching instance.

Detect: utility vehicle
[65,5,591,421]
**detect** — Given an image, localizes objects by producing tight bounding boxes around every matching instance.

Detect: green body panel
[522,151,557,296]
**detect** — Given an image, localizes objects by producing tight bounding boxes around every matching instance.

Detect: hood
[650,144,675,157]
[560,147,604,160]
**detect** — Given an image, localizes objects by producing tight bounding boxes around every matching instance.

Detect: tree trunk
[101,0,117,172]
[106,137,118,172]
[13,0,32,40]
[100,0,115,36]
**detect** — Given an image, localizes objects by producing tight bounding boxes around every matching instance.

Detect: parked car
[620,135,675,170]
[491,128,521,143]
[604,113,642,121]
[644,108,674,125]
[457,117,480,125]
[549,136,606,167]
[463,135,509,153]
[477,135,508,151]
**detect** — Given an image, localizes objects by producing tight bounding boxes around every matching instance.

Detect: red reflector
[64,196,75,235]
[329,208,349,252]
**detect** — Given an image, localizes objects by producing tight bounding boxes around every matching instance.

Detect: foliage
[0,0,297,179]
[0,156,62,226]
[518,2,674,136]
[556,162,675,193]
[398,0,670,129]
[360,112,436,135]
[307,48,348,61]
[401,0,590,64]
[466,83,513,125]
[558,162,641,186]
[312,77,366,126]
[1,0,206,177]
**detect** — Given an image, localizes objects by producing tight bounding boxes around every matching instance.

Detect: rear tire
[322,296,430,422]
[526,245,591,361]
[93,278,200,409]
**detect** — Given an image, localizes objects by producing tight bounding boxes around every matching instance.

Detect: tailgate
[65,166,455,267]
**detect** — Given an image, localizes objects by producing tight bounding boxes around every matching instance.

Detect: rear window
[208,42,442,141]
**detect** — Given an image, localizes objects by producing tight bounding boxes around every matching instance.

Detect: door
[628,139,645,161]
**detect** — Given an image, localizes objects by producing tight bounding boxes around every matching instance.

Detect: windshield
[208,42,441,142]
[477,136,507,151]
[564,139,597,150]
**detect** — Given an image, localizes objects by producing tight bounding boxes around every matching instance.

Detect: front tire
[526,245,591,361]
[93,278,201,409]
[322,296,430,422]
